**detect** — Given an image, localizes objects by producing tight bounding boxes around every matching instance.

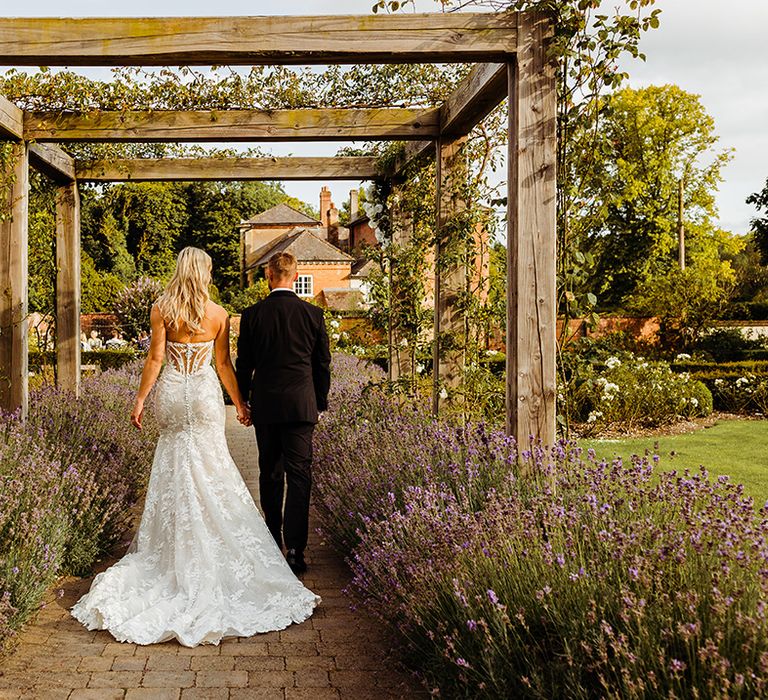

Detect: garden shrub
[314,355,768,698]
[0,363,158,647]
[29,349,140,372]
[567,353,712,434]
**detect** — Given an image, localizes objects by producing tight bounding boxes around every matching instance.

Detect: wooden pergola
[0,11,556,445]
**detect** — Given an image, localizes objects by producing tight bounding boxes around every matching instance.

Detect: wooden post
[55,181,81,395]
[389,182,414,382]
[506,12,557,448]
[0,142,29,417]
[433,135,467,413]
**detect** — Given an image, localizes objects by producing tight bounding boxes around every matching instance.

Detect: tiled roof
[250,228,354,268]
[241,202,321,226]
[351,259,379,278]
[321,288,365,312]
[347,212,370,227]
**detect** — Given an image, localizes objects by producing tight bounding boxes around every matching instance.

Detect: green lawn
[582,418,768,504]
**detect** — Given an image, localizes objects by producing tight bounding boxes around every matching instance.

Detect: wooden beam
[0,14,517,66]
[506,12,557,449]
[76,156,385,182]
[387,63,507,177]
[0,94,23,140]
[433,135,467,414]
[440,62,507,136]
[29,143,75,183]
[25,108,440,143]
[0,143,29,417]
[55,182,81,395]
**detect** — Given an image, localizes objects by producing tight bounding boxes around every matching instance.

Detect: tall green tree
[579,85,732,308]
[747,178,768,265]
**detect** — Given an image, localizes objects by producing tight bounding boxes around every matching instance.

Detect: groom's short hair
[267,252,297,279]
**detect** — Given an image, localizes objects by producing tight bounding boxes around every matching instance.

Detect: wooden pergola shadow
[0,11,556,444]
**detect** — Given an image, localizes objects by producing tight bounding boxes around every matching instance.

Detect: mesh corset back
[166,340,214,374]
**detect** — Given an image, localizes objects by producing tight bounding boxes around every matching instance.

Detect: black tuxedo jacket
[236,290,331,425]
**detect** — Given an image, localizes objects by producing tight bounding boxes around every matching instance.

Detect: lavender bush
[314,355,768,698]
[0,363,158,645]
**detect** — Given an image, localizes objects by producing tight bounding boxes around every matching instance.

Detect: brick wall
[294,262,352,303]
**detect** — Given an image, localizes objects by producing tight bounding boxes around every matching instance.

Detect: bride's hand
[237,403,251,427]
[131,400,144,430]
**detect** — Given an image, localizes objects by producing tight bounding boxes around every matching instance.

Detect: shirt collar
[270,286,296,294]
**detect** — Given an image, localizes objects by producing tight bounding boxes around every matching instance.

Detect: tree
[747,178,768,265]
[578,85,732,308]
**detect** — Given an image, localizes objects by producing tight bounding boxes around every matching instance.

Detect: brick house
[248,227,355,306]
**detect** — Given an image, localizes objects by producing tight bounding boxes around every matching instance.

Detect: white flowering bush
[570,353,713,435]
[711,374,768,415]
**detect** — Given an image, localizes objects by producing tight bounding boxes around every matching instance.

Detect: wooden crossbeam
[76,156,384,182]
[0,14,517,66]
[440,63,507,136]
[0,94,23,140]
[25,108,440,143]
[389,63,507,176]
[29,143,76,183]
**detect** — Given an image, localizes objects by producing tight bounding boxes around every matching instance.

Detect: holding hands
[237,402,252,427]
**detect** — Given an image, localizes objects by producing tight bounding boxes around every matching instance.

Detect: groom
[236,252,331,575]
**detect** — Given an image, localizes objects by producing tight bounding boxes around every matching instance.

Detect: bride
[71,247,320,647]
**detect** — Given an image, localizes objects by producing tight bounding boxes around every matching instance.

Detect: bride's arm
[130,305,166,429]
[214,313,250,426]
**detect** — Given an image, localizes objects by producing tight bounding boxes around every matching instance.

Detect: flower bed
[314,355,768,698]
[566,353,713,435]
[0,364,158,647]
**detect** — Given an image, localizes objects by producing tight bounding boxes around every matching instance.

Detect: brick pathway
[0,408,425,700]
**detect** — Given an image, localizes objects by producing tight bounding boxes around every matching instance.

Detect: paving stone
[230,690,285,700]
[112,656,148,671]
[246,670,294,688]
[102,643,136,657]
[141,671,195,688]
[145,655,192,671]
[284,657,335,672]
[267,644,318,658]
[292,670,331,688]
[285,690,340,700]
[194,670,248,688]
[77,655,114,672]
[234,656,286,672]
[21,690,71,700]
[125,689,180,700]
[88,671,144,688]
[189,656,235,671]
[180,690,229,700]
[69,690,125,700]
[30,672,89,689]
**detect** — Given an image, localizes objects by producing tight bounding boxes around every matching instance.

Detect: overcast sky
[5,0,767,232]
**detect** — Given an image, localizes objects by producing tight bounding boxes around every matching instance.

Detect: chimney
[329,204,339,228]
[319,186,332,228]
[349,189,359,220]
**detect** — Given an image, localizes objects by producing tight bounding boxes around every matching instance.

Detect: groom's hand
[237,402,252,427]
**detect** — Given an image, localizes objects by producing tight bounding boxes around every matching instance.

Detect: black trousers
[254,422,314,554]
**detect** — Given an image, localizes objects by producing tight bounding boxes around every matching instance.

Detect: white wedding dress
[71,340,320,646]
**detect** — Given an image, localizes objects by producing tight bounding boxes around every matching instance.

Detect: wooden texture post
[55,182,81,395]
[433,136,467,413]
[389,183,415,382]
[0,143,29,416]
[506,12,557,447]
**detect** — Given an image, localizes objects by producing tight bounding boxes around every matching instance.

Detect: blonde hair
[268,252,297,279]
[155,247,212,334]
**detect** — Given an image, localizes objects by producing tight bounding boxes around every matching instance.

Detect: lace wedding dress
[71,340,320,646]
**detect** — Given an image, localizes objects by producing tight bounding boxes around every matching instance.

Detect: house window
[294,274,313,297]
